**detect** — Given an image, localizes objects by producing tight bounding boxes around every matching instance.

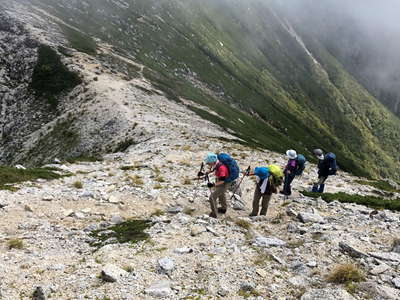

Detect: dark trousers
[283,173,296,195]
[312,176,328,193]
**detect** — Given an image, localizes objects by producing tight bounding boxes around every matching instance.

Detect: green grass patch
[30,45,82,108]
[89,219,153,248]
[58,23,97,55]
[355,179,400,193]
[0,166,64,190]
[301,190,400,212]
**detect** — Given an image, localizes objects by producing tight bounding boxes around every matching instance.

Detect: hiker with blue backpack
[312,149,337,193]
[281,150,306,196]
[248,165,283,216]
[199,152,240,218]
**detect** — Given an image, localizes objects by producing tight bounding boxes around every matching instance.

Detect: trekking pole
[230,166,251,200]
[191,163,205,202]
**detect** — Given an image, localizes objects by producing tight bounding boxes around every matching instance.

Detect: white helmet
[286,149,297,160]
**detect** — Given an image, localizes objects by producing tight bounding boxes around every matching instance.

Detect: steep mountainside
[1,0,400,181]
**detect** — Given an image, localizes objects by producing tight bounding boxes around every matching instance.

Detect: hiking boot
[217,207,227,214]
[249,213,257,217]
[209,212,217,218]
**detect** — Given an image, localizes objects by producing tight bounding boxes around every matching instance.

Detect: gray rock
[358,281,399,299]
[110,215,124,224]
[206,226,219,236]
[101,264,128,282]
[158,257,174,272]
[167,206,183,214]
[240,282,255,292]
[392,240,400,254]
[306,261,317,268]
[42,195,54,201]
[339,242,368,258]
[145,280,172,298]
[369,252,400,262]
[217,287,229,297]
[174,247,193,254]
[290,261,310,275]
[190,225,206,236]
[288,275,308,288]
[108,195,120,204]
[297,212,325,224]
[253,236,286,247]
[392,277,400,289]
[301,288,356,300]
[369,263,390,275]
[286,206,298,217]
[80,191,94,198]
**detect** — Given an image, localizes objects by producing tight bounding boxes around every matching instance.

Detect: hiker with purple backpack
[281,150,306,196]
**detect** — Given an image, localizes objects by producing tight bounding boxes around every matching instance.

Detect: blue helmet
[204,152,218,164]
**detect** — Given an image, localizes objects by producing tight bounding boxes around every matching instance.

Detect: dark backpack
[295,154,306,176]
[217,153,239,183]
[325,152,337,175]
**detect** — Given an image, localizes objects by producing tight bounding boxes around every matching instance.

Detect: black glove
[197,171,205,177]
[207,182,215,188]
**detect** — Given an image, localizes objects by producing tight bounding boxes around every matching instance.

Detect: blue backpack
[254,167,269,180]
[217,153,240,183]
[325,152,337,175]
[295,154,307,176]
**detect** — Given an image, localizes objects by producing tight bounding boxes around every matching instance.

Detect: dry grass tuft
[73,181,83,189]
[7,238,24,250]
[326,264,365,284]
[235,219,252,230]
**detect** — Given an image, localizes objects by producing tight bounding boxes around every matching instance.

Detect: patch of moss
[89,219,153,248]
[0,166,64,190]
[30,45,82,108]
[301,190,400,212]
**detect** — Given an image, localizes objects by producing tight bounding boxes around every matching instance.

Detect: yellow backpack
[268,164,284,185]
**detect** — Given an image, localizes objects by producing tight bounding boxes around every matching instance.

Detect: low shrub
[301,191,400,212]
[0,166,64,190]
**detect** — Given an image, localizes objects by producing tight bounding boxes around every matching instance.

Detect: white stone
[101,264,128,282]
[158,257,174,272]
[145,280,172,298]
[253,236,286,247]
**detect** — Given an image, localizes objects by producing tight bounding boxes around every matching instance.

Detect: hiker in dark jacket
[281,149,297,196]
[312,149,335,193]
[248,167,278,216]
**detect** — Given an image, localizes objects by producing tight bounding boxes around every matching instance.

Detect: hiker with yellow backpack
[248,165,283,217]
